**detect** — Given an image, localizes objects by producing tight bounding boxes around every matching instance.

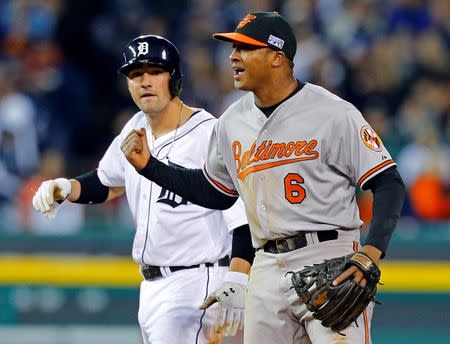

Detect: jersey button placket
[259,204,267,227]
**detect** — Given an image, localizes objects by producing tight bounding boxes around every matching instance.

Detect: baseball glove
[290,252,381,332]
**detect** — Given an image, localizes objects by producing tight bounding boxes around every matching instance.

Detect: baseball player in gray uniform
[32,35,254,344]
[116,12,405,344]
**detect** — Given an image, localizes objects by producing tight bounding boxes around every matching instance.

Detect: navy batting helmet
[118,35,183,97]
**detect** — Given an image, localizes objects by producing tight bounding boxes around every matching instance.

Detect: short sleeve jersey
[98,110,248,266]
[204,83,396,248]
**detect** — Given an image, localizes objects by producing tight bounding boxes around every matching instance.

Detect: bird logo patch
[237,14,256,28]
[360,125,383,152]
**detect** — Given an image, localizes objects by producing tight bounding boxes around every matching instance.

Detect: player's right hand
[121,128,151,170]
[199,271,248,337]
[32,178,71,219]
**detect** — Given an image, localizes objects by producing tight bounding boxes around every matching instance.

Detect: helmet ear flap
[170,68,183,97]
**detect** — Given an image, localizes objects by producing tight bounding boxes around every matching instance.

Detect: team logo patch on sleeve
[360,125,383,152]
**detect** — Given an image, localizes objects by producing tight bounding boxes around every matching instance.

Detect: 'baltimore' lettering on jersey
[156,161,189,207]
[232,139,319,180]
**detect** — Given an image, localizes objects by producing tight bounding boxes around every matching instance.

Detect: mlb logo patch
[268,35,284,49]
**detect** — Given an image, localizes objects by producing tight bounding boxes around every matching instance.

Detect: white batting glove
[199,271,248,337]
[32,178,71,219]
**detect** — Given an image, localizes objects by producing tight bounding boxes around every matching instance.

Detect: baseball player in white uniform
[32,35,254,344]
[122,12,405,344]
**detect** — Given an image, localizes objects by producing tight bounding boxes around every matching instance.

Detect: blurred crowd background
[0,1,449,343]
[0,0,449,234]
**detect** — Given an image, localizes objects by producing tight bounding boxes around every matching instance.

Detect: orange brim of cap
[212,32,268,47]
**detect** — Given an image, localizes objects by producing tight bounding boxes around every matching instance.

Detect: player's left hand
[291,250,381,332]
[121,128,151,170]
[199,271,248,336]
[332,245,382,287]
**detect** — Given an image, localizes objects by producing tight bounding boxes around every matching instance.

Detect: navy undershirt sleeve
[363,167,405,258]
[138,156,237,210]
[231,224,255,264]
[74,170,109,204]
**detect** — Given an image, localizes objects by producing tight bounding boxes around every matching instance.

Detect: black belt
[262,230,338,254]
[142,256,230,281]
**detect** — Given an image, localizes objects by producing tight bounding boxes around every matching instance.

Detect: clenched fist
[121,128,151,170]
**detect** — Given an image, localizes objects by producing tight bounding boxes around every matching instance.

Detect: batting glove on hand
[199,271,248,337]
[32,178,71,219]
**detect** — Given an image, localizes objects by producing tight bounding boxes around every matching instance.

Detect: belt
[262,230,338,254]
[142,256,230,281]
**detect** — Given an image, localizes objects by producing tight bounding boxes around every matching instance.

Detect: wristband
[223,271,249,286]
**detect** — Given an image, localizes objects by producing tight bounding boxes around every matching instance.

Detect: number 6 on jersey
[284,173,306,204]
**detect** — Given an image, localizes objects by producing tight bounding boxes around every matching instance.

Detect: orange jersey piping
[357,160,395,187]
[203,168,239,196]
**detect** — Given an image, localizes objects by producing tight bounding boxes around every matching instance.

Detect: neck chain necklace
[153,101,184,160]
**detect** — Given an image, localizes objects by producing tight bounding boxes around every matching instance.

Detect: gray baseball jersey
[204,83,396,248]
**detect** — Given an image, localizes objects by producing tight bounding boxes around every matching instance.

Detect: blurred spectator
[0,0,448,226]
[0,60,39,230]
[363,102,403,159]
[0,0,63,58]
[321,0,380,56]
[396,117,450,220]
[386,0,433,34]
[16,149,85,234]
[397,112,450,220]
[397,124,443,187]
[291,19,331,83]
[429,0,450,47]
[21,39,94,161]
[409,172,450,220]
[414,30,450,78]
[0,62,38,181]
[182,44,222,110]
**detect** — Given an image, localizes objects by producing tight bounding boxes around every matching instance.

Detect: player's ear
[272,51,286,68]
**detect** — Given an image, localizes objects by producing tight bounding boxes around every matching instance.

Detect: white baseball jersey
[204,83,396,248]
[98,109,247,266]
[98,108,246,344]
